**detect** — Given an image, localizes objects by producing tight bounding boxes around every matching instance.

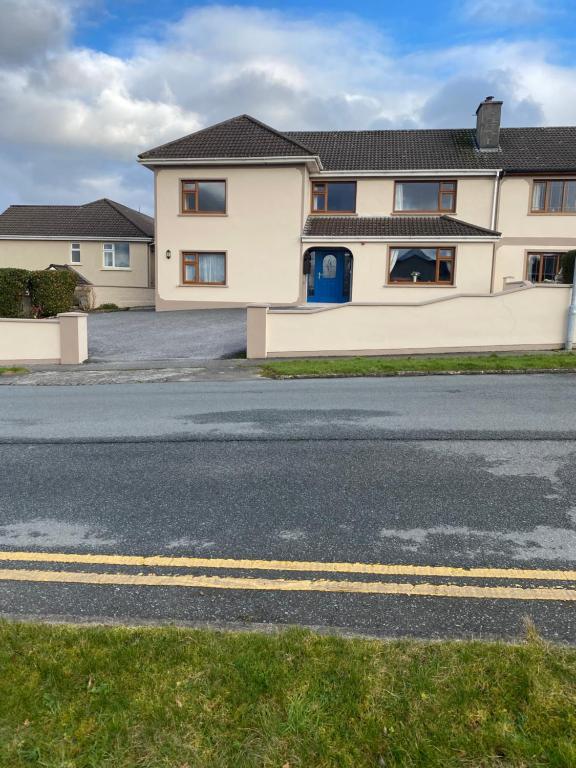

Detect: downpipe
[565,257,576,351]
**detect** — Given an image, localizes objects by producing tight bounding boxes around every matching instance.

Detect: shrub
[29,270,77,318]
[96,303,120,311]
[0,268,30,317]
[561,250,576,284]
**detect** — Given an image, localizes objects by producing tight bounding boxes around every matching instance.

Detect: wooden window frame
[181,251,227,286]
[180,179,227,215]
[393,180,457,214]
[310,180,357,214]
[530,179,576,215]
[525,251,563,283]
[387,245,456,286]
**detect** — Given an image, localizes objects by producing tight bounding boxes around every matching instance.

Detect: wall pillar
[246,305,269,359]
[57,312,88,364]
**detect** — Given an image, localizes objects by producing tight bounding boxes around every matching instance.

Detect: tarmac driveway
[87,308,246,362]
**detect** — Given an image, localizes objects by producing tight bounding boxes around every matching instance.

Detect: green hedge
[29,270,77,318]
[0,268,30,317]
[561,250,576,284]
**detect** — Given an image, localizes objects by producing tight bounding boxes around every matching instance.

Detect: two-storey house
[139,97,576,315]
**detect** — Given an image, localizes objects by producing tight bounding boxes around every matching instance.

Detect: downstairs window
[389,247,455,284]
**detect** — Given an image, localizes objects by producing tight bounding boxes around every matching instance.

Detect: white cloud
[461,0,550,25]
[0,2,575,213]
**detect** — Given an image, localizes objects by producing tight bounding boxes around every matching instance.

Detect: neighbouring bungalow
[0,198,155,308]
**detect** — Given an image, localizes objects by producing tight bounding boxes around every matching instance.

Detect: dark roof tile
[303,215,500,238]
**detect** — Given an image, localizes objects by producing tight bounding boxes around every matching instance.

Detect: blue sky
[1,0,575,213]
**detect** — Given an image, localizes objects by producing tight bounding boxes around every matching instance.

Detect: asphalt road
[1,374,576,642]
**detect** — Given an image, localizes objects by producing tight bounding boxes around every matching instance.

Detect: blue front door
[309,250,346,303]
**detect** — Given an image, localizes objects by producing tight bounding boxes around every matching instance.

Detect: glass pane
[321,254,337,279]
[184,264,196,282]
[565,181,576,212]
[114,242,130,268]
[307,252,316,295]
[198,181,226,213]
[390,248,437,282]
[327,182,355,212]
[396,182,439,211]
[548,181,564,212]
[182,182,196,191]
[442,182,456,191]
[183,193,196,211]
[312,195,325,211]
[527,254,540,282]
[439,249,453,258]
[198,253,225,283]
[542,253,560,281]
[531,182,546,211]
[440,193,454,210]
[438,260,453,282]
[313,184,324,193]
[104,252,113,267]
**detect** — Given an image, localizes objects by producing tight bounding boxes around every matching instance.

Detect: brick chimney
[475,96,502,151]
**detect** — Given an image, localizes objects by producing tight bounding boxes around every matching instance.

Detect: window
[181,180,226,214]
[531,180,576,213]
[70,243,81,264]
[182,252,226,285]
[103,242,130,269]
[311,181,356,213]
[527,252,562,283]
[389,247,455,284]
[394,181,457,212]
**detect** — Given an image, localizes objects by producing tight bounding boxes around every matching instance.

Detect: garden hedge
[0,268,30,317]
[29,270,77,318]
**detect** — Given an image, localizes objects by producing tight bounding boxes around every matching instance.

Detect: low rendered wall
[0,312,88,365]
[247,285,571,358]
[92,286,154,308]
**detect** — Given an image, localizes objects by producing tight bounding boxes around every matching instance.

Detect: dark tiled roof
[0,199,154,239]
[140,113,576,171]
[303,215,500,238]
[139,115,315,160]
[47,264,92,285]
[287,127,576,171]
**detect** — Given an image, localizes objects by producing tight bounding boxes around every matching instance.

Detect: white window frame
[103,242,131,270]
[70,242,81,264]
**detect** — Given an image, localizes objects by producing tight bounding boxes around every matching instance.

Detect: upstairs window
[531,180,576,213]
[389,247,455,285]
[394,181,457,212]
[103,242,130,269]
[311,181,356,213]
[527,252,562,283]
[70,243,81,264]
[181,180,226,214]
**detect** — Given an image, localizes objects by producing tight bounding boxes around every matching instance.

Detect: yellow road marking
[0,550,575,582]
[0,567,575,601]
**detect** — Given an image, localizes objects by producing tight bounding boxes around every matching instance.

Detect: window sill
[178,213,228,217]
[528,212,576,216]
[179,283,228,288]
[101,267,132,271]
[70,263,82,266]
[384,283,456,287]
[391,211,453,216]
[309,212,358,216]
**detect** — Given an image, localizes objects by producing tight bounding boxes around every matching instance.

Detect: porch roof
[302,215,500,239]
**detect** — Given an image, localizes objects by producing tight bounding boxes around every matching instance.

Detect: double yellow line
[0,550,575,601]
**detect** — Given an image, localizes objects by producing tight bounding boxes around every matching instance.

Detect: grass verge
[261,351,576,378]
[0,366,27,376]
[1,621,575,767]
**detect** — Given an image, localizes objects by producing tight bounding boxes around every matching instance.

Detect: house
[0,198,155,308]
[139,97,576,322]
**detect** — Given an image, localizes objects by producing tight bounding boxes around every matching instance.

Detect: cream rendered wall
[302,241,494,302]
[306,176,495,225]
[0,240,151,289]
[155,165,306,308]
[250,285,570,357]
[494,176,576,285]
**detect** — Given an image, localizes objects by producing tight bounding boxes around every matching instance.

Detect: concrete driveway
[87,308,246,362]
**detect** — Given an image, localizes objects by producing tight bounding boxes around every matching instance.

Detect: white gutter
[310,169,502,178]
[302,235,500,243]
[0,236,153,242]
[138,155,323,171]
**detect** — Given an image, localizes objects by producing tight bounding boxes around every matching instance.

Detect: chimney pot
[476,96,502,151]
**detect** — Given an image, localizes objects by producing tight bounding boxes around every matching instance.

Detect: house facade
[0,198,155,308]
[140,98,576,317]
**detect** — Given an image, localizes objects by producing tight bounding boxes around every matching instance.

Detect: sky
[1,0,576,214]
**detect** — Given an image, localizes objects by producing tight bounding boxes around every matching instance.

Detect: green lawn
[260,351,576,378]
[1,622,575,767]
[0,366,27,376]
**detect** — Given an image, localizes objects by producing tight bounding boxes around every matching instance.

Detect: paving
[1,374,576,641]
[87,308,246,361]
